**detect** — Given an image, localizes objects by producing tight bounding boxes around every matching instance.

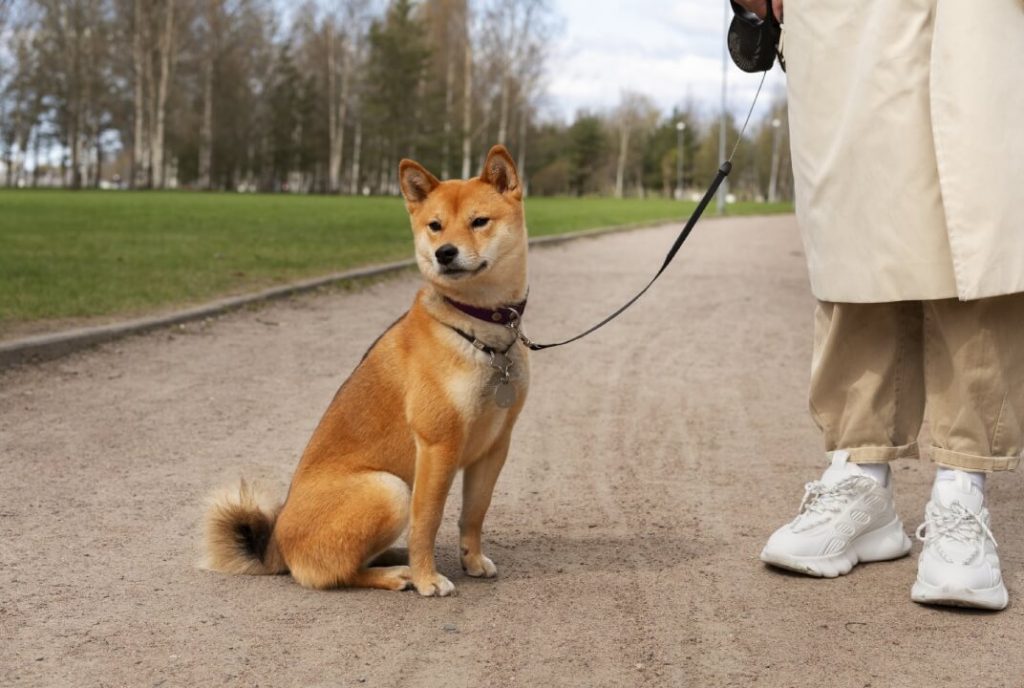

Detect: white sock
[935,466,986,492]
[853,462,891,486]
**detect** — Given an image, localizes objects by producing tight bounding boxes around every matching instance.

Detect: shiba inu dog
[202,145,529,597]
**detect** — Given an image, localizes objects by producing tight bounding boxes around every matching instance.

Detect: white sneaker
[911,472,1008,610]
[760,451,912,578]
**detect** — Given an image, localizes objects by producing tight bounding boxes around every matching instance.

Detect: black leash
[510,72,769,352]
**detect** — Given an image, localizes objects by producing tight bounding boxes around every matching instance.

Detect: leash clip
[504,307,536,349]
[516,331,536,349]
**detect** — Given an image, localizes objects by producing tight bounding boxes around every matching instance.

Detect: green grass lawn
[0,190,791,330]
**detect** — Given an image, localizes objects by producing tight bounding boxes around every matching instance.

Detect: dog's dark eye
[428,220,442,232]
[471,217,490,229]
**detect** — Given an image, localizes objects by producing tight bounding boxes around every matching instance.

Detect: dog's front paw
[461,552,498,578]
[413,572,455,597]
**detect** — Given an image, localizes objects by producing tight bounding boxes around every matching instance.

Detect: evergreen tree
[567,113,605,196]
[364,0,431,190]
[268,41,301,189]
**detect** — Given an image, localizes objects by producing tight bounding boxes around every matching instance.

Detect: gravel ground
[2,215,1022,688]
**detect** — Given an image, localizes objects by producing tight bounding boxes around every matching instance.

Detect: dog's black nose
[435,244,459,265]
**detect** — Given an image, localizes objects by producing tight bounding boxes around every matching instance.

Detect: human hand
[732,0,784,22]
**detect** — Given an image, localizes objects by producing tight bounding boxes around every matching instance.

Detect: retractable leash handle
[512,160,734,352]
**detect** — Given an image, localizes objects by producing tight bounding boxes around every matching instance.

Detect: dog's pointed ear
[399,159,440,205]
[479,145,521,197]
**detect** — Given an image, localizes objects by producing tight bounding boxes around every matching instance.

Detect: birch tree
[612,92,658,198]
[325,15,344,192]
[364,0,430,193]
[130,0,146,186]
[326,0,370,193]
[480,0,551,145]
[0,0,578,195]
[33,0,106,188]
[197,1,234,190]
[1,17,43,187]
[459,21,472,179]
[423,0,467,180]
[149,0,174,188]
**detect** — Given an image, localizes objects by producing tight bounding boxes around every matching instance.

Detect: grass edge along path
[0,212,800,368]
[0,190,793,333]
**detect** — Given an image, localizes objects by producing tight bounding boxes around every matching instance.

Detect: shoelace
[915,501,998,549]
[797,477,866,518]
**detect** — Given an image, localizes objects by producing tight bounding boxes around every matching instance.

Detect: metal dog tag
[494,382,517,408]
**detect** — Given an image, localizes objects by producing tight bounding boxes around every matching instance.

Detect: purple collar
[443,295,527,326]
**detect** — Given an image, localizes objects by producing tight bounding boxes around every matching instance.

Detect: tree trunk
[31,128,41,187]
[327,23,340,192]
[144,14,156,188]
[497,75,510,145]
[198,44,213,189]
[69,117,81,190]
[68,19,83,190]
[349,117,362,195]
[337,42,351,192]
[460,37,472,179]
[517,102,528,192]
[15,139,25,188]
[4,141,14,188]
[152,0,174,189]
[441,38,455,180]
[95,134,103,189]
[328,22,352,194]
[132,0,146,189]
[615,126,630,199]
[768,119,783,203]
[12,118,31,187]
[378,155,388,195]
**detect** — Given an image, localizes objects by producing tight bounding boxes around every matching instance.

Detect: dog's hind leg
[348,565,413,591]
[275,471,411,590]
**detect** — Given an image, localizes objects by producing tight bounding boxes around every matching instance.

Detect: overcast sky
[543,0,787,122]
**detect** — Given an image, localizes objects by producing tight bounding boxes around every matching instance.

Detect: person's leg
[760,301,920,577]
[912,294,1024,610]
[809,300,925,471]
[923,294,1023,472]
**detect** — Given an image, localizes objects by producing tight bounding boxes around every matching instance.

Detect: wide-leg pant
[809,295,1024,472]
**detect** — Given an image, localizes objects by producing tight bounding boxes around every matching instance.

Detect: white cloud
[545,0,786,123]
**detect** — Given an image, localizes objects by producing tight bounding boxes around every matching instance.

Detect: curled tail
[201,480,288,575]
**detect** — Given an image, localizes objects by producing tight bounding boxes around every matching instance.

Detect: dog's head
[399,145,527,305]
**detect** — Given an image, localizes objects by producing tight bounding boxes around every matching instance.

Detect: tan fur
[200,146,530,596]
[201,479,287,575]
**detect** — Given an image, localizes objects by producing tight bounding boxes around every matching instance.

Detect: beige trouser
[810,295,1024,472]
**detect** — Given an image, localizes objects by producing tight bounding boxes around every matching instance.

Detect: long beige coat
[785,0,1024,303]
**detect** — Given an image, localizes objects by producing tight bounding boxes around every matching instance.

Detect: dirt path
[2,215,1022,688]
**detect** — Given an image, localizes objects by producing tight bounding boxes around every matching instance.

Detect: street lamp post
[717,0,729,215]
[675,121,686,200]
[768,117,782,203]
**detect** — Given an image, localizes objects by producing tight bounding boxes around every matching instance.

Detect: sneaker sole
[760,516,912,578]
[911,578,1009,611]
